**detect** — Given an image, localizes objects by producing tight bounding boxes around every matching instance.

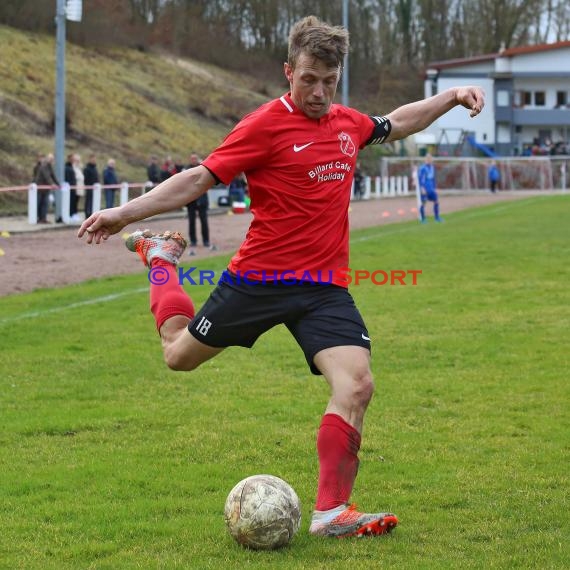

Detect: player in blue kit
[418,154,442,222]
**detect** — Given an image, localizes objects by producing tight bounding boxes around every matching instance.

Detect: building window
[556,91,568,107]
[534,91,546,106]
[523,91,532,106]
[426,69,438,97]
[497,90,509,107]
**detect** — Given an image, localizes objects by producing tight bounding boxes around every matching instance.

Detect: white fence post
[375,176,381,198]
[414,168,422,219]
[382,177,389,197]
[93,183,102,213]
[120,182,129,206]
[28,183,38,224]
[350,179,355,200]
[389,177,396,197]
[60,182,71,224]
[363,176,371,200]
[396,176,403,195]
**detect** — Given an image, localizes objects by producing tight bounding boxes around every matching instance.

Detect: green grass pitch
[0,195,568,569]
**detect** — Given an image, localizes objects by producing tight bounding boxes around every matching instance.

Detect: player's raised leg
[126,229,224,370]
[309,345,398,537]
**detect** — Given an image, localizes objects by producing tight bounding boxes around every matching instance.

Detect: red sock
[315,413,361,511]
[149,259,195,331]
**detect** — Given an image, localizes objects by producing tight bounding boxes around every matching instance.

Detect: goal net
[380,156,558,192]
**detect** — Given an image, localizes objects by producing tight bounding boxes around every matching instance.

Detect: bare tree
[2,0,567,101]
[552,0,570,41]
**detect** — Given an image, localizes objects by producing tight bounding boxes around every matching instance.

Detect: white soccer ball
[224,474,302,550]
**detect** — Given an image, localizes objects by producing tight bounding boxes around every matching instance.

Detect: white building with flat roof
[422,41,570,156]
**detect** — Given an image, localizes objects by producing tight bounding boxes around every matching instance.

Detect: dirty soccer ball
[224,474,302,550]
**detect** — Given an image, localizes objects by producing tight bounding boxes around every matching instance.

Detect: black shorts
[188,278,371,375]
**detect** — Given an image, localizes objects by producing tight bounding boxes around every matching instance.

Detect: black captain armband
[365,116,392,145]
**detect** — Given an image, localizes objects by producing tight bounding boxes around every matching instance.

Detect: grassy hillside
[0,24,285,189]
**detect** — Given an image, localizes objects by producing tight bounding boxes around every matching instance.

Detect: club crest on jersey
[338,132,356,157]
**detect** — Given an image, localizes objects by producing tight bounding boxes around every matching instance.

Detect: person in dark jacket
[83,154,99,218]
[160,156,177,182]
[147,156,160,187]
[33,152,44,181]
[228,173,247,203]
[185,153,212,250]
[353,163,364,200]
[488,160,500,193]
[34,153,59,223]
[103,158,118,209]
[65,153,77,218]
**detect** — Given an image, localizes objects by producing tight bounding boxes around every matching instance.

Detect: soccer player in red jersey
[78,16,485,538]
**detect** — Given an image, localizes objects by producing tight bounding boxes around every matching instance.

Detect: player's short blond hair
[288,15,349,70]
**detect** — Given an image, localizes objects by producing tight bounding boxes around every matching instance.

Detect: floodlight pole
[54,0,66,221]
[342,0,349,107]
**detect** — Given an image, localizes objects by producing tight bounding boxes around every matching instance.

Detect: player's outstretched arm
[385,86,485,142]
[77,165,216,244]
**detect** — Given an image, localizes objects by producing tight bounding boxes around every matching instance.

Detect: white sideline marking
[451,196,546,219]
[351,225,419,243]
[0,264,231,326]
[0,287,148,326]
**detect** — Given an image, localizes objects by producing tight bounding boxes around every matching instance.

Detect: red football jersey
[203,93,377,287]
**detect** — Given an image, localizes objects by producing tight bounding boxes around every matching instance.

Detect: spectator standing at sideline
[83,154,99,218]
[103,159,118,209]
[185,152,213,252]
[228,173,247,204]
[65,153,77,219]
[33,152,44,181]
[488,160,500,193]
[35,153,59,224]
[353,163,364,200]
[174,158,185,174]
[147,156,161,188]
[32,152,44,220]
[160,156,177,182]
[72,154,85,222]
